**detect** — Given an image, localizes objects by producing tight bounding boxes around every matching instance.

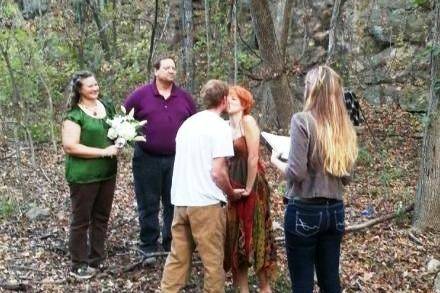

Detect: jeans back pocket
[334,209,345,233]
[295,211,322,237]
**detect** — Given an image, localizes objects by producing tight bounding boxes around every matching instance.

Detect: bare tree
[326,0,347,64]
[413,2,440,231]
[16,0,48,19]
[111,0,118,55]
[37,73,57,152]
[249,0,301,129]
[233,1,238,83]
[204,0,211,73]
[180,0,194,93]
[0,42,25,188]
[147,0,159,75]
[279,0,294,59]
[85,0,111,61]
[0,41,24,131]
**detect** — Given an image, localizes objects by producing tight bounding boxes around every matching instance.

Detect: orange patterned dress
[224,136,277,280]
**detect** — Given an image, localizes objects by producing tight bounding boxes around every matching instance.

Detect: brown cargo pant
[161,203,226,293]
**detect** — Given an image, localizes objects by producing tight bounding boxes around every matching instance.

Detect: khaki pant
[161,204,226,293]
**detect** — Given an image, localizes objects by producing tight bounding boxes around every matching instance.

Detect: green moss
[0,198,17,219]
[357,147,374,167]
[380,166,403,187]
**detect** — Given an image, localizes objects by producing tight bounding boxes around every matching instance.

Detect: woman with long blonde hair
[271,65,357,292]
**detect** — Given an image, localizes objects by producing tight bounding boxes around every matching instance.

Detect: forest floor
[0,102,439,292]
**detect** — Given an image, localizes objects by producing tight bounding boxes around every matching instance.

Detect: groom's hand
[242,188,252,196]
[229,188,245,201]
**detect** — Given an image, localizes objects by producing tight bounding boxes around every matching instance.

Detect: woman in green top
[61,71,119,280]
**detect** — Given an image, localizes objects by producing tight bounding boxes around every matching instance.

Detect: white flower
[119,121,137,140]
[127,108,135,120]
[134,135,146,142]
[106,105,146,148]
[115,137,126,148]
[107,116,124,129]
[107,127,118,140]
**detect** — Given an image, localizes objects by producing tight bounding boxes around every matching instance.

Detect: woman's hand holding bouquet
[107,106,147,148]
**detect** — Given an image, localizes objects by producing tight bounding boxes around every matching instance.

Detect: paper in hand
[261,131,290,161]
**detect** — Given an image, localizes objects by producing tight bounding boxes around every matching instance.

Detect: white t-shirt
[171,110,234,206]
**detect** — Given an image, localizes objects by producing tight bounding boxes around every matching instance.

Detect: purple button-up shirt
[124,80,196,155]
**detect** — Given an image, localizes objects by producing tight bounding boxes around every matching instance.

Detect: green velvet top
[64,100,117,184]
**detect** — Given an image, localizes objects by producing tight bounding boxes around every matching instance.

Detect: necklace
[79,103,99,116]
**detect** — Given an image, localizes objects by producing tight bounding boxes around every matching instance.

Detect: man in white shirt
[161,80,244,293]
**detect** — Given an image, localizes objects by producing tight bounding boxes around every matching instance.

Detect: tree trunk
[38,73,57,152]
[180,0,194,93]
[19,0,48,18]
[75,1,86,68]
[233,1,238,83]
[326,0,347,64]
[249,0,300,130]
[0,43,22,123]
[0,109,5,146]
[279,0,294,59]
[147,0,159,75]
[154,1,171,56]
[112,0,118,55]
[204,0,211,74]
[413,2,440,231]
[24,128,36,168]
[13,125,23,194]
[85,0,111,61]
[299,0,310,59]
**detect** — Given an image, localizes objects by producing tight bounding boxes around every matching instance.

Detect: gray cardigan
[285,112,350,200]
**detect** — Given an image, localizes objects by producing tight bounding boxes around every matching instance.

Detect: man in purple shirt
[124,56,196,261]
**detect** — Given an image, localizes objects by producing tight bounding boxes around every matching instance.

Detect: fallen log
[0,282,32,291]
[345,204,414,233]
[274,204,414,242]
[119,249,170,273]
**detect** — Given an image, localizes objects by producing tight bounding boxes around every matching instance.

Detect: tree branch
[237,25,261,60]
[0,283,32,291]
[326,0,348,64]
[279,0,294,58]
[147,0,159,75]
[274,204,415,243]
[85,0,111,61]
[346,204,414,232]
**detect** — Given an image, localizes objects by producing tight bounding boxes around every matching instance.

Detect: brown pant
[69,177,115,269]
[161,204,226,293]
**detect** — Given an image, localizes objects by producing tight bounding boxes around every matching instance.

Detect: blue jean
[284,199,344,293]
[133,145,174,253]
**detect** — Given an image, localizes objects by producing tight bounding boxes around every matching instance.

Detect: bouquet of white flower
[107,106,147,148]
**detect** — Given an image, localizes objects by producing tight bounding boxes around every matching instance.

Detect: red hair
[229,86,254,115]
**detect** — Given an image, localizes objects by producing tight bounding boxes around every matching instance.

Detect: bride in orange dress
[224,85,277,293]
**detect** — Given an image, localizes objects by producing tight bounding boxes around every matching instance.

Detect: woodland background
[0,0,440,292]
